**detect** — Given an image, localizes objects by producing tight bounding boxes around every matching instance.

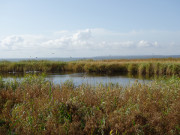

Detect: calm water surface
[47,73,151,86]
[2,72,151,87]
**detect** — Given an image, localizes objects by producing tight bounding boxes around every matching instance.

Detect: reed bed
[0,58,180,76]
[0,75,180,134]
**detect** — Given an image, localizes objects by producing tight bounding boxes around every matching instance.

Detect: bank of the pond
[0,58,180,76]
[0,75,179,134]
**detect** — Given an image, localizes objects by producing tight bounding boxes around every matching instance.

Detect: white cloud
[0,28,179,58]
[42,29,93,50]
[137,40,158,47]
[0,35,45,51]
[72,29,91,41]
[0,36,24,50]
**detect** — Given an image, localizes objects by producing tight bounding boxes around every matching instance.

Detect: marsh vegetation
[0,58,180,134]
[0,58,180,76]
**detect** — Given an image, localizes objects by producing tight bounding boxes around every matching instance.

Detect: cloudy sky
[0,0,180,58]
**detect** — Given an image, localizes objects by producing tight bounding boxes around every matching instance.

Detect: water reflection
[1,72,151,86]
[47,73,151,86]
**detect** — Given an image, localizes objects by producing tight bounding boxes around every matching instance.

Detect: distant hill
[92,55,180,60]
[1,55,180,62]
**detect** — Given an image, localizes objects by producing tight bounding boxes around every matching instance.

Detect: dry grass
[0,74,180,134]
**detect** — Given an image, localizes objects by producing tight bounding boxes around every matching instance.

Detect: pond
[1,72,152,87]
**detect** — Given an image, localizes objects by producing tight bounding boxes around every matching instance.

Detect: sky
[0,0,180,58]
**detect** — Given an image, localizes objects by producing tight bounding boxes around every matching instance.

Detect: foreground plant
[0,75,180,134]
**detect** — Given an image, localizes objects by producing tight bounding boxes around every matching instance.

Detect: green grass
[0,74,180,134]
[0,58,180,76]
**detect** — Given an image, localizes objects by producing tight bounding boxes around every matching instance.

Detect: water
[47,73,151,86]
[2,72,151,87]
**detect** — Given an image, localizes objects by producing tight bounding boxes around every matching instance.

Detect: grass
[0,74,180,134]
[0,58,180,76]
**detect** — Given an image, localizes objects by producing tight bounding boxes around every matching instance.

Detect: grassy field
[0,58,180,76]
[0,74,180,134]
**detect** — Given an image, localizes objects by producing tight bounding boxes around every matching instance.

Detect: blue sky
[0,0,180,58]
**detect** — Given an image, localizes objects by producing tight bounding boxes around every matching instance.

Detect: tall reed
[0,58,180,76]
